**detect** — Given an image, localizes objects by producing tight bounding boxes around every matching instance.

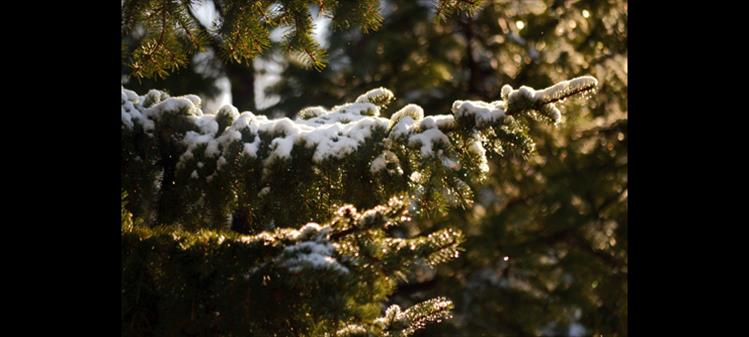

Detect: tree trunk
[226,62,256,112]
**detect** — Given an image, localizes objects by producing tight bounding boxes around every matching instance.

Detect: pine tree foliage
[123,197,459,336]
[122,76,595,229]
[121,1,511,80]
[260,1,626,335]
[122,75,596,335]
[435,0,486,20]
[122,0,386,78]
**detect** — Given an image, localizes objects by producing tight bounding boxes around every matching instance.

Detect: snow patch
[452,100,506,128]
[408,128,450,158]
[355,87,395,107]
[280,238,348,274]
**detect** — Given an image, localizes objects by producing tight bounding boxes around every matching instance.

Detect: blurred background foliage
[122,0,627,336]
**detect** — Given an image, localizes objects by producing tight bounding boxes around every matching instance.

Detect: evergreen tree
[121,1,625,336]
[121,1,493,117]
[263,1,627,336]
[121,74,598,336]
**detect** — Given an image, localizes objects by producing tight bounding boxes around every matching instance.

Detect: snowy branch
[123,76,597,169]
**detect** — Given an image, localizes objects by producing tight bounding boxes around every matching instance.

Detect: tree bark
[226,62,256,112]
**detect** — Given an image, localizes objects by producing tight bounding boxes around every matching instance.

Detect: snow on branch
[122,76,596,228]
[501,75,598,122]
[355,87,396,107]
[532,75,598,105]
[372,297,454,336]
[122,76,595,171]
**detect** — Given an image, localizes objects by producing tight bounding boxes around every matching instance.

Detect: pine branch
[123,0,491,79]
[372,297,454,336]
[121,76,596,228]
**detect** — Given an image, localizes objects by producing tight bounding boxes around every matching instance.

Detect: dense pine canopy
[121,1,627,336]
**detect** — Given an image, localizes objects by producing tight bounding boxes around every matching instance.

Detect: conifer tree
[121,74,598,336]
[120,0,494,115]
[262,1,627,336]
[122,0,489,78]
[122,1,624,336]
